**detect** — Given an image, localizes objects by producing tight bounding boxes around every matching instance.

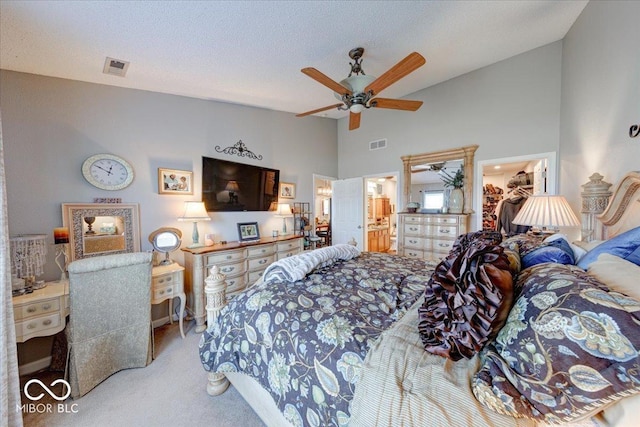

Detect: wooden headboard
[592,171,640,239]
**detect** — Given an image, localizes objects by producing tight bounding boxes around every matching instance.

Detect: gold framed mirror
[401,145,478,213]
[62,203,141,262]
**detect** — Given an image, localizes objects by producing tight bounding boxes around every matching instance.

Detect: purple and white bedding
[199,252,434,427]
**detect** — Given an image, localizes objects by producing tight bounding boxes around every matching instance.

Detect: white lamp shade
[225,180,240,192]
[512,195,580,228]
[177,201,211,221]
[275,203,292,217]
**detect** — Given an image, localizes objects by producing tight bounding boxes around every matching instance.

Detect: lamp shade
[177,201,211,221]
[225,180,240,192]
[274,203,292,217]
[10,234,47,278]
[512,195,580,228]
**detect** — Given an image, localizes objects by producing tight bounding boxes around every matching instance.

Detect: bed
[199,171,640,427]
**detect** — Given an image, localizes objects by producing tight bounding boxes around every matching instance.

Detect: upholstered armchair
[66,252,153,399]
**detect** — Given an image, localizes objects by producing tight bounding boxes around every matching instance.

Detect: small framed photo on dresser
[237,222,260,242]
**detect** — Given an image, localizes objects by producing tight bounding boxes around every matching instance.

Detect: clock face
[82,154,134,190]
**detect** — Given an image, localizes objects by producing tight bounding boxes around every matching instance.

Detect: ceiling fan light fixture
[349,103,366,114]
[335,75,376,99]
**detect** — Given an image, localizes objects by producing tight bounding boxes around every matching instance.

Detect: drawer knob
[42,304,51,310]
[222,267,234,273]
[27,307,37,313]
[167,288,172,293]
[166,277,172,282]
[261,249,266,253]
[440,229,450,233]
[409,240,417,244]
[226,255,232,259]
[27,323,36,329]
[259,259,267,264]
[439,243,449,247]
[43,319,52,326]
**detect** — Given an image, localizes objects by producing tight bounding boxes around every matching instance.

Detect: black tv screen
[202,157,280,212]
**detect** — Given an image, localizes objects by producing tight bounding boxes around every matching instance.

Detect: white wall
[337,41,563,226]
[559,0,640,212]
[0,71,338,281]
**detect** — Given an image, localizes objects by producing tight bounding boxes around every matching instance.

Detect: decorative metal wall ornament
[630,124,639,138]
[215,140,263,160]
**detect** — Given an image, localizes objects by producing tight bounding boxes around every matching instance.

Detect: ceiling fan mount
[297,47,426,130]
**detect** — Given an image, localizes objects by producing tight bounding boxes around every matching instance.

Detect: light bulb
[350,103,365,113]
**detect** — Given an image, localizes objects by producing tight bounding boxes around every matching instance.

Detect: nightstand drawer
[15,312,62,338]
[247,254,274,271]
[206,249,245,266]
[152,271,182,288]
[14,298,60,321]
[247,245,275,258]
[153,285,178,301]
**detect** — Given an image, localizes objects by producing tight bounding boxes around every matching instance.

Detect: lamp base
[188,242,205,249]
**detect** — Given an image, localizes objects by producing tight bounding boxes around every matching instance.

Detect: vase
[449,188,464,214]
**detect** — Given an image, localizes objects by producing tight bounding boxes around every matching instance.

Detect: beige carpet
[19,322,265,427]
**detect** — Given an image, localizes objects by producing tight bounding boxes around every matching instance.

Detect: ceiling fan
[296,47,426,130]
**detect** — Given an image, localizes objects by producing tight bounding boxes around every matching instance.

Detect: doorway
[475,152,557,231]
[312,174,336,246]
[364,173,399,253]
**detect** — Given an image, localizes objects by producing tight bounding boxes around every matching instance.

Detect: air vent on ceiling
[369,138,387,151]
[103,57,130,77]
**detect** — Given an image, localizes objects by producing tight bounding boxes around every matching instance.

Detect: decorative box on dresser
[398,213,468,262]
[182,235,303,332]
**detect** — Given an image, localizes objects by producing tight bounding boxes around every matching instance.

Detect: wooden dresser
[182,235,303,332]
[397,213,468,262]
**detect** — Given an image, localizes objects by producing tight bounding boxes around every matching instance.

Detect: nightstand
[152,263,186,338]
[13,280,69,343]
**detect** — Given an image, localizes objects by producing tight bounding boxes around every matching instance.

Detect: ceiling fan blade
[296,103,343,117]
[371,97,423,111]
[301,67,352,96]
[364,52,426,96]
[349,112,361,130]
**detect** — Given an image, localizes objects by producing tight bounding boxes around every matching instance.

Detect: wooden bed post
[204,265,231,396]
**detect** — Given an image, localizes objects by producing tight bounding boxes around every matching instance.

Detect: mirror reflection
[82,215,126,254]
[410,159,463,213]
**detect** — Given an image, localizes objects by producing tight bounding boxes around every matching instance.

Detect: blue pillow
[521,237,575,269]
[577,226,640,269]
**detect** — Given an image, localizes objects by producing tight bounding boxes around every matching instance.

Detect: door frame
[474,151,557,230]
[363,171,399,251]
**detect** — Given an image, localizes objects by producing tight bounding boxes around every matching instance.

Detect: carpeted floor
[19,322,265,427]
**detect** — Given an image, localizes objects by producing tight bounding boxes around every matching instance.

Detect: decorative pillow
[520,237,575,269]
[577,226,640,270]
[501,233,545,258]
[451,230,503,257]
[587,253,640,301]
[472,263,640,424]
[418,241,514,361]
[544,233,588,263]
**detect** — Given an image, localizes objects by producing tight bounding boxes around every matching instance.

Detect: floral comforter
[199,252,434,427]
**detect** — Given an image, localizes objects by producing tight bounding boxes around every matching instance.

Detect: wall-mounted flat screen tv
[202,156,280,212]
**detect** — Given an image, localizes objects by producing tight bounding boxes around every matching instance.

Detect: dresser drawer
[14,298,60,321]
[432,239,455,252]
[425,216,460,225]
[403,215,423,225]
[15,312,62,338]
[277,240,301,252]
[247,244,275,258]
[403,236,426,248]
[247,269,266,284]
[403,249,425,259]
[403,223,424,235]
[430,225,458,237]
[205,249,245,266]
[217,260,246,276]
[277,248,301,260]
[247,254,274,271]
[226,275,247,295]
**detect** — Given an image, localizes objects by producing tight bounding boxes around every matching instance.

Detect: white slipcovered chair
[65,252,153,399]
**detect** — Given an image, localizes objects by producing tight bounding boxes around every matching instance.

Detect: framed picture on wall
[279,182,295,199]
[158,168,193,195]
[237,222,260,242]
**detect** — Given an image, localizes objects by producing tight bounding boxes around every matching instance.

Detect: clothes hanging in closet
[496,196,530,236]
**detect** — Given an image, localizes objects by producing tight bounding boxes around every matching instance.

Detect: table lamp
[225,180,240,204]
[10,234,48,295]
[274,203,293,235]
[178,201,211,248]
[512,194,580,233]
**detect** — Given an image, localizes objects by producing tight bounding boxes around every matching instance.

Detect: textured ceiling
[0,1,588,119]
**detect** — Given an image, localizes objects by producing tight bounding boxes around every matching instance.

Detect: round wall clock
[82,153,134,190]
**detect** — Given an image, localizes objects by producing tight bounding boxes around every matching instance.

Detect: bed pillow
[577,226,640,270]
[500,233,545,257]
[472,263,640,424]
[418,241,514,361]
[520,237,575,269]
[544,233,588,263]
[587,253,640,301]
